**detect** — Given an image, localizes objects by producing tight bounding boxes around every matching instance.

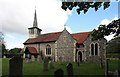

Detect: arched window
[95,43,98,55]
[91,44,94,55]
[46,45,51,55]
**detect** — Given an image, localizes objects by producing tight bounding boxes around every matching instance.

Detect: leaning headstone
[50,60,54,69]
[66,63,74,77]
[54,68,64,77]
[9,56,23,76]
[43,58,49,71]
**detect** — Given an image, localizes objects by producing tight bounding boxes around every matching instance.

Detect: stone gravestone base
[9,56,23,76]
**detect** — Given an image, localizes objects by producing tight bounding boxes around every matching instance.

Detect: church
[23,10,107,63]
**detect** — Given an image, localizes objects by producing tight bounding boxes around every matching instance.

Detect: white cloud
[104,34,115,41]
[0,0,72,49]
[96,17,118,41]
[0,0,72,34]
[96,17,118,29]
[65,26,73,33]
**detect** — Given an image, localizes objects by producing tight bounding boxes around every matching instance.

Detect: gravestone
[77,61,80,66]
[31,55,35,61]
[9,56,23,76]
[25,58,29,63]
[50,60,54,69]
[54,68,64,77]
[100,57,104,69]
[3,55,6,58]
[25,54,30,63]
[114,69,120,77]
[43,58,49,71]
[66,63,74,77]
[105,59,109,77]
[37,55,42,62]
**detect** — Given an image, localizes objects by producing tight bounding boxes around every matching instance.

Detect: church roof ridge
[40,31,62,35]
[71,31,91,35]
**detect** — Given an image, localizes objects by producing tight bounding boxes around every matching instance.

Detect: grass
[1,58,120,76]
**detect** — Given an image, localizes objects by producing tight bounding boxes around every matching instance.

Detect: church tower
[28,9,42,38]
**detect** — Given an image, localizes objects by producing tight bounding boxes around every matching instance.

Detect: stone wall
[56,29,76,62]
[24,42,56,61]
[84,36,107,64]
[39,42,56,61]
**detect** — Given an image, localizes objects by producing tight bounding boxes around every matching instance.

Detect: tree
[61,2,110,15]
[91,19,120,40]
[106,37,120,53]
[9,48,22,54]
[61,2,120,39]
[0,32,8,54]
[1,44,8,54]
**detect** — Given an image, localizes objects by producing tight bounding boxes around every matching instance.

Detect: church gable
[55,28,76,62]
[56,28,76,48]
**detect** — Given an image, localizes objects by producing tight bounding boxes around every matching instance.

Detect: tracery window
[90,43,99,56]
[91,43,94,55]
[95,43,98,55]
[46,45,51,55]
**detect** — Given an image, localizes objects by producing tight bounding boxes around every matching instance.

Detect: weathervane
[64,24,66,29]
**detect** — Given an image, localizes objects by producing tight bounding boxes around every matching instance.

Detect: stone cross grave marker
[9,56,23,76]
[54,68,64,77]
[66,63,74,77]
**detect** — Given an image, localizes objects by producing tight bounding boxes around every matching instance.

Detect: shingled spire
[28,9,42,38]
[33,9,38,27]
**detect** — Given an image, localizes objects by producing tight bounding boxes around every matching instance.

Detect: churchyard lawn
[1,58,120,76]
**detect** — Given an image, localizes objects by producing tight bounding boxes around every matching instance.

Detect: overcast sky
[0,0,119,49]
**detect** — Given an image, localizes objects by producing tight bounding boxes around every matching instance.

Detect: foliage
[107,53,120,58]
[106,37,120,53]
[61,2,110,15]
[0,32,8,54]
[1,44,8,54]
[9,48,22,54]
[92,19,120,40]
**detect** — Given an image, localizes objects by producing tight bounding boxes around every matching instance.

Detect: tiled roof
[72,32,91,44]
[26,47,39,55]
[24,32,62,44]
[24,31,91,44]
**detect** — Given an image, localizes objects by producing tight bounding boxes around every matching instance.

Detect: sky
[0,0,119,49]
